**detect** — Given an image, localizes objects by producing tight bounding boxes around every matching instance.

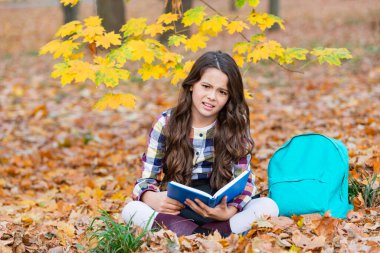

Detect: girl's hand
[184,196,238,221]
[142,191,185,215]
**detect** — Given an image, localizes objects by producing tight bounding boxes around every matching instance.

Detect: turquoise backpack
[268,133,353,218]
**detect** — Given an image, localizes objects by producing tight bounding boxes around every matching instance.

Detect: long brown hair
[163,51,254,190]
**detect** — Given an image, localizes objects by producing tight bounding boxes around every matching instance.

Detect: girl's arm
[132,112,184,214]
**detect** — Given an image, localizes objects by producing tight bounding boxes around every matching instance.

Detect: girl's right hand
[141,191,185,215]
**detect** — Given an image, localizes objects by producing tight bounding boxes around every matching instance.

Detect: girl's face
[191,68,229,127]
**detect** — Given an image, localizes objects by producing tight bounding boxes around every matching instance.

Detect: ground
[0,0,379,252]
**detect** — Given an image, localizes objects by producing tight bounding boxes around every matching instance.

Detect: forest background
[0,0,379,252]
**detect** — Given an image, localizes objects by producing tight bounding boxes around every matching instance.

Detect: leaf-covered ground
[0,0,379,252]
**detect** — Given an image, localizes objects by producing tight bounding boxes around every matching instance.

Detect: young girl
[122,51,279,236]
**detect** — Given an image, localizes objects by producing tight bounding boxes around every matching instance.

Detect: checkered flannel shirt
[132,110,257,211]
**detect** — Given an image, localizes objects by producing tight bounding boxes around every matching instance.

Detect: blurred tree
[230,0,237,11]
[159,0,193,44]
[96,0,126,32]
[269,0,280,31]
[61,2,80,24]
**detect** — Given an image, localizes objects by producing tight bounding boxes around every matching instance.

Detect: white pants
[122,197,279,234]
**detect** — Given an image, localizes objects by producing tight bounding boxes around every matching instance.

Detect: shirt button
[199,133,203,137]
[196,152,200,155]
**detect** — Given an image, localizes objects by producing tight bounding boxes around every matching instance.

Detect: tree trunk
[269,0,280,31]
[159,0,193,44]
[96,0,126,33]
[61,3,79,24]
[229,0,237,12]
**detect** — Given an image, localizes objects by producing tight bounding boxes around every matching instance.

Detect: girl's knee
[259,197,279,216]
[121,201,146,222]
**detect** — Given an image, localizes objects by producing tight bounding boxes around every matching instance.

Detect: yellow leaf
[199,15,228,37]
[184,33,209,52]
[21,215,34,226]
[171,68,187,85]
[226,20,249,34]
[233,42,252,55]
[247,12,284,31]
[82,16,105,43]
[95,31,121,49]
[51,62,74,85]
[278,48,309,65]
[55,20,82,38]
[57,222,75,238]
[170,60,194,85]
[120,18,147,37]
[60,0,79,7]
[70,60,96,83]
[157,12,179,24]
[244,89,253,99]
[93,93,137,111]
[40,40,79,59]
[84,16,102,27]
[128,40,155,63]
[182,6,206,27]
[138,63,167,80]
[168,34,187,47]
[111,191,126,201]
[233,54,245,67]
[161,52,183,68]
[145,23,173,37]
[247,40,284,63]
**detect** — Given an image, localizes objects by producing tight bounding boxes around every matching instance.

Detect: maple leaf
[247,40,284,63]
[39,40,79,59]
[55,21,82,38]
[235,0,261,8]
[244,89,253,99]
[168,34,187,47]
[60,0,79,7]
[184,33,209,52]
[200,15,228,37]
[120,18,147,37]
[278,48,309,65]
[161,52,183,69]
[250,34,266,44]
[226,20,249,34]
[51,62,74,85]
[233,42,252,55]
[170,60,194,85]
[311,47,352,66]
[233,54,245,67]
[138,63,167,80]
[182,6,206,27]
[70,60,96,83]
[247,12,285,31]
[95,31,121,49]
[82,16,105,43]
[93,93,137,111]
[157,12,179,24]
[145,23,173,37]
[94,56,130,87]
[107,44,134,66]
[127,40,155,63]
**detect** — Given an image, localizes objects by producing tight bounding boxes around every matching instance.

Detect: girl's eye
[202,84,210,89]
[220,90,228,96]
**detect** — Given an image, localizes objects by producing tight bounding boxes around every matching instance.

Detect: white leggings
[122,197,279,234]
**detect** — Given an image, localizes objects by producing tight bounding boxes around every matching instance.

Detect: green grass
[86,210,153,253]
[349,174,380,208]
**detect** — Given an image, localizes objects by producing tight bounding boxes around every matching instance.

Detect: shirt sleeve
[132,113,167,201]
[227,154,257,211]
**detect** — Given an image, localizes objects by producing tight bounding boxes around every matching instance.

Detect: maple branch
[200,0,304,74]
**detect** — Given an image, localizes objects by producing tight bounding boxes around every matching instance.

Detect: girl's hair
[163,51,254,190]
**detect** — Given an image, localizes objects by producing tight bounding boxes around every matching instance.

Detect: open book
[167,170,249,208]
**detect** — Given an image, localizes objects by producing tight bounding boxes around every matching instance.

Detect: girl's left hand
[184,196,238,221]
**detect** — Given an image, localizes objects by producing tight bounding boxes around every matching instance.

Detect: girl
[122,51,279,236]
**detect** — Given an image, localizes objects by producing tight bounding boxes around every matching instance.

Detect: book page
[169,181,213,198]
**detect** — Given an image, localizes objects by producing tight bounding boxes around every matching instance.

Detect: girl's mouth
[202,102,215,109]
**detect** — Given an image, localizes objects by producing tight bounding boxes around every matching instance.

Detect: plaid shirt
[132,110,257,211]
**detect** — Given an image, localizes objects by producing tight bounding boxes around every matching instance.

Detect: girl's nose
[207,90,217,100]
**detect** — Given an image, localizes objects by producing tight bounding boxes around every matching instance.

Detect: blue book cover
[167,170,249,208]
